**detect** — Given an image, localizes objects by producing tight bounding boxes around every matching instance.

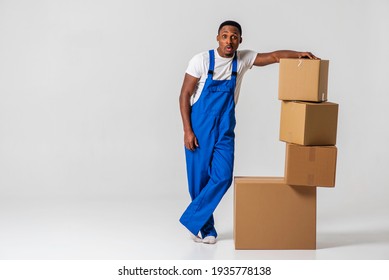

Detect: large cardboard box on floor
[234,177,316,250]
[278,58,329,102]
[285,143,337,187]
[280,101,338,145]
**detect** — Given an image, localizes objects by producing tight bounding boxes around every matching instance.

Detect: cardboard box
[280,101,338,145]
[234,177,316,250]
[285,143,337,187]
[278,58,329,102]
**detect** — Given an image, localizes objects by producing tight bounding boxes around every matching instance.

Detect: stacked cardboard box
[234,58,338,250]
[278,59,338,187]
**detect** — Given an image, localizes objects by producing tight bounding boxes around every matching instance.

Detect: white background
[0,0,388,260]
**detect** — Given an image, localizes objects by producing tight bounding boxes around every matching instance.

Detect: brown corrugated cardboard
[278,58,329,102]
[234,177,316,250]
[279,101,338,145]
[284,143,337,187]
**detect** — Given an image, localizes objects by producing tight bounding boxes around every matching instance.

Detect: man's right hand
[184,131,199,151]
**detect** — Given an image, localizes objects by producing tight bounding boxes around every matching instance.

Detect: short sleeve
[239,50,258,70]
[185,52,207,78]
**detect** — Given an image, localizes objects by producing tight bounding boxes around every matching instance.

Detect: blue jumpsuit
[180,50,237,238]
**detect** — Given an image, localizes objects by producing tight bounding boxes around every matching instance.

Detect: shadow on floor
[317,229,389,249]
[217,228,389,251]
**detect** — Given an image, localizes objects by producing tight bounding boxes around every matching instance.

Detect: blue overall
[180,50,237,238]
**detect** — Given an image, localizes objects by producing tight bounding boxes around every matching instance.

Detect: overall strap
[207,50,215,78]
[231,51,238,78]
[208,50,238,79]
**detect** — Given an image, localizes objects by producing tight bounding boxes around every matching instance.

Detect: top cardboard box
[278,58,329,102]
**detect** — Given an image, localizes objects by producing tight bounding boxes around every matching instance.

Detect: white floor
[1,193,388,260]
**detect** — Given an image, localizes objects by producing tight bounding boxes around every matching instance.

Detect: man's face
[216,25,242,58]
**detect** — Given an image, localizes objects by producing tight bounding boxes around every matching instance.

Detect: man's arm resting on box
[253,50,319,67]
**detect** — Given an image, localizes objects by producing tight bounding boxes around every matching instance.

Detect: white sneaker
[202,236,216,244]
[190,234,202,243]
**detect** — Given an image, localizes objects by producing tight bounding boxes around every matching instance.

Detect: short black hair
[218,20,242,35]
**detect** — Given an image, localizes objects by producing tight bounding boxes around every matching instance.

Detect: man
[179,20,318,244]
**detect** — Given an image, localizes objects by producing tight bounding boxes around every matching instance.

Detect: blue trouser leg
[184,118,215,202]
[200,215,216,238]
[180,112,235,238]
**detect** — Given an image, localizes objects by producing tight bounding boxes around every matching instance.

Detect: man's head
[218,20,242,36]
[217,20,242,58]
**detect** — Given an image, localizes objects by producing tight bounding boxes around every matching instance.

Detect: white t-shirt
[185,49,257,105]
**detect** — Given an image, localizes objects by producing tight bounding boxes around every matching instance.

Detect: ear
[216,34,219,42]
[240,37,243,44]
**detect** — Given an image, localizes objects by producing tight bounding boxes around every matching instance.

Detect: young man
[179,20,318,244]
